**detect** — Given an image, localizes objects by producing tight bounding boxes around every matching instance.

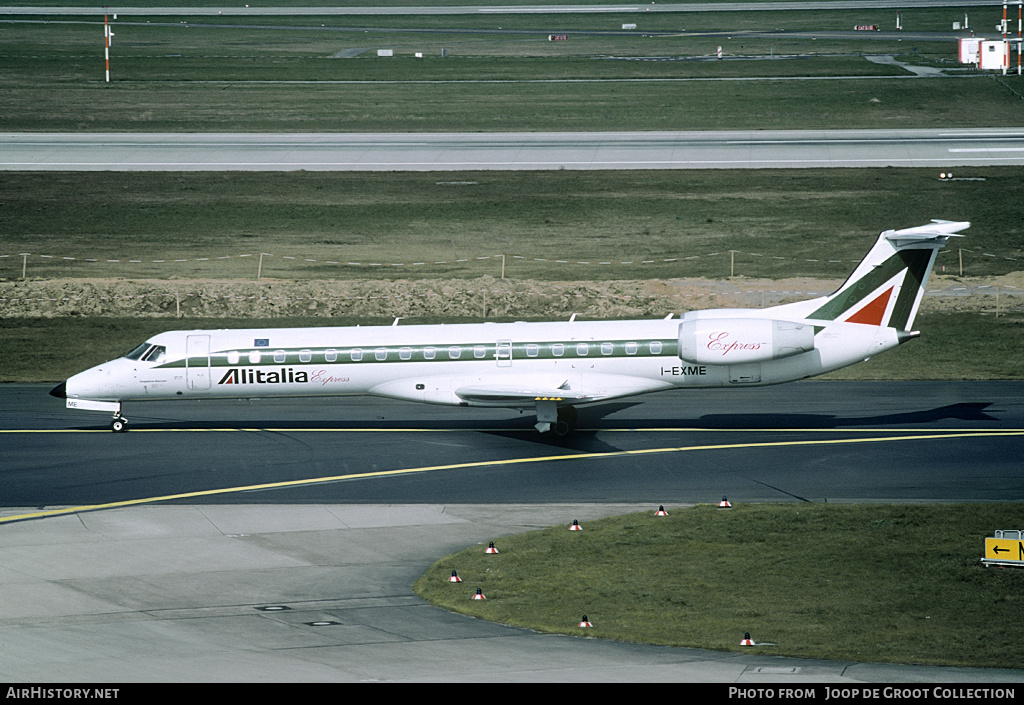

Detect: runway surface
[5,129,1024,171]
[1,381,1022,681]
[0,2,1003,16]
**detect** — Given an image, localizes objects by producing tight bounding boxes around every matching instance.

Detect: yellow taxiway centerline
[1,429,1022,525]
[2,427,1023,434]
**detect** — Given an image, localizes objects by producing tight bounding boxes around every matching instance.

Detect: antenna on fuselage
[392,317,402,326]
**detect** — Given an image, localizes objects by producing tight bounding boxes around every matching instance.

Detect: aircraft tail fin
[776,221,968,331]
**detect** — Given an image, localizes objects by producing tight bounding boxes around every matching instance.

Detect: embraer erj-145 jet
[52,221,968,434]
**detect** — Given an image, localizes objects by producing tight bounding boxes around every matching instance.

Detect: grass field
[413,503,1024,668]
[2,9,1023,131]
[3,169,1022,282]
[3,168,1022,383]
[8,74,1022,132]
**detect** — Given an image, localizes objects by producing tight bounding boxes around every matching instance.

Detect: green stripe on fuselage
[159,338,680,369]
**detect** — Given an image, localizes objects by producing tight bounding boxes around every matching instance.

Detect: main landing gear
[553,405,578,437]
[535,401,578,436]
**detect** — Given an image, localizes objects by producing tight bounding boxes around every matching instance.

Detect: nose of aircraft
[50,381,67,399]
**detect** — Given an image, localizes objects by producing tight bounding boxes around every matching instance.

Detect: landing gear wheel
[111,416,129,433]
[553,406,578,437]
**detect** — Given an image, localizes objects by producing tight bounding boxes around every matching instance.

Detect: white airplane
[51,220,968,434]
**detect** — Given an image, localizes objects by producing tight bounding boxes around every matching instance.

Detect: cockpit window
[123,343,151,360]
[142,345,166,364]
[123,343,166,363]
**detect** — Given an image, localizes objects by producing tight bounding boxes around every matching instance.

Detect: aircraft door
[186,334,211,390]
[496,340,512,368]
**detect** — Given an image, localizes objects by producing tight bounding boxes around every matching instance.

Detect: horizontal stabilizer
[884,220,969,247]
[455,385,592,405]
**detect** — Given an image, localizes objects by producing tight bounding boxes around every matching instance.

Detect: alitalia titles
[218,367,309,386]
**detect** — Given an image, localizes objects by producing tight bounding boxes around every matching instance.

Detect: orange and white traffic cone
[740,632,755,646]
[578,615,593,628]
[485,541,499,554]
[472,588,486,600]
[448,570,462,583]
[655,505,668,516]
[719,496,732,509]
[570,520,582,531]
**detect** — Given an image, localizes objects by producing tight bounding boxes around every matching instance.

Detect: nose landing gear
[111,415,129,433]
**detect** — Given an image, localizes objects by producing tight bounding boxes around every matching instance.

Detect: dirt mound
[0,274,1017,320]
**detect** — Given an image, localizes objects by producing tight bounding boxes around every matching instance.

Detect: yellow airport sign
[985,538,1024,563]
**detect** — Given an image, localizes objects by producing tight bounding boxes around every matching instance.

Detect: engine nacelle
[678,317,815,365]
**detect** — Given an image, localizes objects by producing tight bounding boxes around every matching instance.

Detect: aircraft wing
[454,384,594,406]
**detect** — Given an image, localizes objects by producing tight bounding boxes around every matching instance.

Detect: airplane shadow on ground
[484,401,1001,454]
[678,402,1000,430]
[100,402,999,457]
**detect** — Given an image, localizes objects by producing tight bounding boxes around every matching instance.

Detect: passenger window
[601,342,613,355]
[375,348,388,361]
[650,341,663,355]
[576,343,589,356]
[325,349,338,363]
[400,347,412,361]
[248,351,261,364]
[474,345,486,359]
[552,343,564,357]
[299,350,312,363]
[625,342,638,355]
[526,344,539,358]
[274,350,287,363]
[227,351,241,365]
[449,346,462,359]
[424,347,436,360]
[351,348,363,362]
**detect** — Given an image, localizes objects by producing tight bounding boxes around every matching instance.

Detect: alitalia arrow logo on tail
[808,248,934,330]
[845,286,894,326]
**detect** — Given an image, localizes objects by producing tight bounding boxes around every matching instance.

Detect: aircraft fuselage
[52,221,968,433]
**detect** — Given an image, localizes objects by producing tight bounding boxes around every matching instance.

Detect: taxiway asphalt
[1,381,1022,681]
